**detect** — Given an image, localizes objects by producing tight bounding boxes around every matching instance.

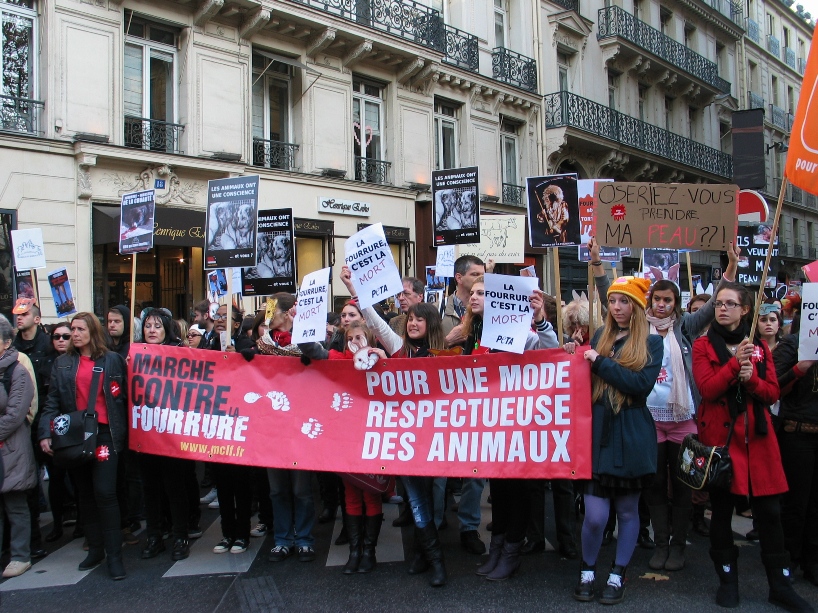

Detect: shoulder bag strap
[84,358,105,418]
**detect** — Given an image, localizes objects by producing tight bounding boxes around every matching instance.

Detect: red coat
[692,335,786,497]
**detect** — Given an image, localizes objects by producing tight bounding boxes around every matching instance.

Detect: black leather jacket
[38,351,128,452]
[774,333,818,425]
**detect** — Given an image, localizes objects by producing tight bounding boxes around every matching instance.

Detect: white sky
[794,1,818,24]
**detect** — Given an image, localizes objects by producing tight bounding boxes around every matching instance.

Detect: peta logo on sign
[53,414,71,436]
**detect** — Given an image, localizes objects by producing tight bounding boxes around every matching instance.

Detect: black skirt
[583,473,654,499]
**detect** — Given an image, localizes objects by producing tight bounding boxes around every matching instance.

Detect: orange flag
[786,24,818,196]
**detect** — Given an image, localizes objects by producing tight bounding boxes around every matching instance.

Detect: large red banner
[128,345,592,479]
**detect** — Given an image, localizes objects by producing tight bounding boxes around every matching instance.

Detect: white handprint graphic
[331,392,353,412]
[301,418,323,439]
[266,391,291,411]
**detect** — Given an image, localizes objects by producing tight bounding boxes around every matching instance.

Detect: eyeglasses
[52,333,71,341]
[714,300,742,309]
[187,333,201,338]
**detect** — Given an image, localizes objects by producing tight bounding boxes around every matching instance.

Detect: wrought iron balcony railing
[795,244,804,257]
[705,0,743,26]
[124,116,184,153]
[492,47,537,93]
[769,104,794,132]
[779,243,789,256]
[354,155,391,184]
[443,23,478,72]
[799,58,808,74]
[807,192,818,209]
[810,247,817,260]
[252,137,299,171]
[767,34,780,58]
[784,47,796,69]
[597,6,730,93]
[748,91,765,110]
[746,18,761,43]
[550,0,579,13]
[792,185,803,205]
[0,94,44,135]
[544,91,732,178]
[502,183,525,206]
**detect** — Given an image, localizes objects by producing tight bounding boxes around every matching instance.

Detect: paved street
[2,490,816,612]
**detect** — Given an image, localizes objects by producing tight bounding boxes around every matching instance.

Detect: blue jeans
[401,476,434,528]
[267,469,315,547]
[432,477,484,531]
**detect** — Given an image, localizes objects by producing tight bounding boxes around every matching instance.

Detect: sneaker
[268,545,291,562]
[231,539,249,554]
[200,488,218,504]
[213,538,233,554]
[208,499,220,509]
[188,525,204,539]
[2,560,32,578]
[298,546,316,562]
[388,495,404,504]
[122,528,140,545]
[250,523,268,538]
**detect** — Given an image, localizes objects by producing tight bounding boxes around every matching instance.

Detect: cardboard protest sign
[432,166,480,246]
[799,283,818,360]
[292,267,330,344]
[481,273,539,354]
[736,224,778,288]
[345,223,403,310]
[594,183,738,251]
[785,23,818,196]
[47,267,76,316]
[119,190,156,255]
[435,245,455,278]
[242,209,296,296]
[459,215,526,263]
[10,228,46,270]
[527,174,581,248]
[643,249,680,283]
[205,176,260,269]
[14,269,35,300]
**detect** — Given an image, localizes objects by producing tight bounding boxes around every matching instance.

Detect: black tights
[644,440,692,509]
[710,490,786,556]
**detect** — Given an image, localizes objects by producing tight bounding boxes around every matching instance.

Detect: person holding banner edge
[590,238,739,572]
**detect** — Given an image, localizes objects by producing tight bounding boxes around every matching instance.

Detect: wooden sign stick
[686,252,694,296]
[553,249,564,346]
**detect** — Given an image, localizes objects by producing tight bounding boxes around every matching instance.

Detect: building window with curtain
[0,0,39,134]
[434,99,458,170]
[500,118,522,205]
[558,52,570,91]
[123,12,182,153]
[494,0,507,49]
[252,53,296,171]
[352,78,388,183]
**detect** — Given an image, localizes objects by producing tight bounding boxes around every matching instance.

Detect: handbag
[51,359,104,468]
[676,416,737,492]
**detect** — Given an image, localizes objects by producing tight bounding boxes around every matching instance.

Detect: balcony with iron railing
[502,183,525,206]
[442,23,478,72]
[704,0,743,27]
[795,244,804,257]
[354,156,391,184]
[550,0,580,12]
[124,116,184,154]
[746,18,761,43]
[810,247,817,259]
[597,6,731,93]
[492,47,538,93]
[769,104,794,132]
[799,58,807,74]
[767,34,780,58]
[772,179,816,210]
[784,47,796,69]
[779,243,789,256]
[252,137,299,171]
[544,91,733,178]
[0,94,44,135]
[748,91,765,109]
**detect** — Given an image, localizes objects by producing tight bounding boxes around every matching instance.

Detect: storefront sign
[318,197,371,217]
[357,224,410,242]
[127,344,592,479]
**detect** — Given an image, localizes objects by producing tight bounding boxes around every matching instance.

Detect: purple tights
[581,492,641,567]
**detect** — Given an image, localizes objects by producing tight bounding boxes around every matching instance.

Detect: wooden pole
[686,251,695,296]
[587,265,595,333]
[638,249,644,276]
[553,249,564,346]
[749,177,787,340]
[30,269,41,310]
[129,254,137,344]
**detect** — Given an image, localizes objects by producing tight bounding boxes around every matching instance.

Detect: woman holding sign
[572,276,663,605]
[693,284,813,611]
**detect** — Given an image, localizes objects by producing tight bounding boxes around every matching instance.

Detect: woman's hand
[583,348,599,363]
[340,266,356,295]
[368,348,388,360]
[571,328,585,344]
[725,241,741,280]
[564,341,577,355]
[530,289,545,323]
[486,258,496,274]
[738,360,753,383]
[445,324,467,347]
[40,438,53,456]
[588,238,601,263]
[735,338,754,362]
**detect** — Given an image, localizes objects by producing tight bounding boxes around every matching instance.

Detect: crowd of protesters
[0,247,815,611]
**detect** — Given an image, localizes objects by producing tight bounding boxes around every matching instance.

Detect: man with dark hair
[107,304,131,359]
[442,255,485,346]
[389,277,425,335]
[204,304,251,351]
[193,299,216,349]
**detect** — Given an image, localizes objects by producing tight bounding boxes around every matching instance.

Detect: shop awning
[92,205,206,248]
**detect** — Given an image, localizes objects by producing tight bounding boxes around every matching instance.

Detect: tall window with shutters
[251,53,295,170]
[0,0,38,134]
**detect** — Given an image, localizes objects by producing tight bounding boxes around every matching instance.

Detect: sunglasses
[187,332,202,338]
[52,333,71,341]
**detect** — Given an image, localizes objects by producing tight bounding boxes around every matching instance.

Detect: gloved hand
[240,348,256,362]
[300,354,312,366]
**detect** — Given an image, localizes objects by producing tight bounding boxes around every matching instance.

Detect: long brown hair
[69,312,109,360]
[460,275,484,341]
[592,296,651,414]
[402,303,445,351]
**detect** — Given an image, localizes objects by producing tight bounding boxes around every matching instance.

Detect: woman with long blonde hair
[572,276,663,605]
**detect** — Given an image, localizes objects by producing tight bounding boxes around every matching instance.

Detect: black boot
[710,546,739,608]
[342,515,363,575]
[665,506,690,571]
[648,504,669,570]
[335,508,349,546]
[692,504,710,537]
[141,534,166,559]
[599,564,627,605]
[104,528,126,580]
[418,522,447,587]
[408,527,429,575]
[573,561,596,602]
[78,522,105,571]
[358,514,383,573]
[763,552,815,613]
[392,502,414,527]
[476,533,505,576]
[486,539,523,581]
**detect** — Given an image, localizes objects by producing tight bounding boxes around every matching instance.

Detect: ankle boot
[104,528,126,580]
[710,546,740,608]
[476,533,505,576]
[665,506,690,571]
[763,552,815,613]
[393,502,414,527]
[692,504,710,536]
[335,507,350,546]
[599,564,627,605]
[418,522,447,587]
[358,514,383,573]
[78,522,105,571]
[408,527,429,575]
[342,515,363,575]
[573,561,596,602]
[486,539,523,581]
[648,504,669,570]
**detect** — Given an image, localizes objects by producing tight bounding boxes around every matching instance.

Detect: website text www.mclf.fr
[180,441,245,457]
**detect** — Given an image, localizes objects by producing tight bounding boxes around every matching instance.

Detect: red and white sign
[128,344,593,479]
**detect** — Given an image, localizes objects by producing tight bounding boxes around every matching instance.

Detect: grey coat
[595,273,729,409]
[0,348,37,494]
